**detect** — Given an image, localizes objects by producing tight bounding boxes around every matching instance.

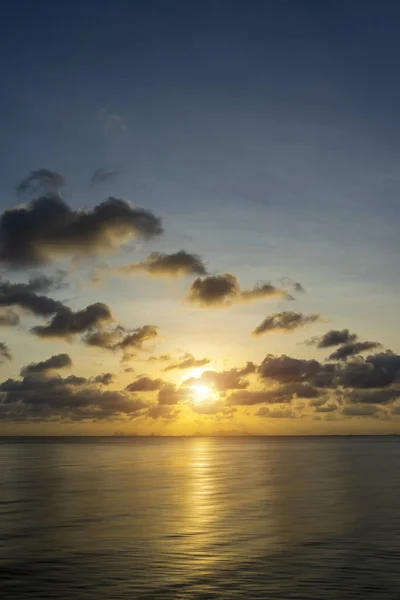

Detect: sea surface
[1,436,400,599]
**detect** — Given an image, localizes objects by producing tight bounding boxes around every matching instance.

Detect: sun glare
[192,385,211,403]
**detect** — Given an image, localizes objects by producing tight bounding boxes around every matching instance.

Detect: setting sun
[192,385,212,402]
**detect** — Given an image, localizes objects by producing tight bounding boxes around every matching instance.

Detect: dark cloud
[0,343,12,362]
[84,324,158,354]
[147,354,171,363]
[310,329,358,348]
[186,273,288,307]
[185,362,255,391]
[92,373,114,385]
[342,404,384,417]
[125,377,165,392]
[0,279,65,317]
[32,303,112,338]
[164,353,210,372]
[328,341,382,361]
[117,250,207,277]
[226,381,320,405]
[0,194,162,267]
[255,406,296,418]
[0,372,151,422]
[0,309,19,327]
[344,389,400,405]
[90,168,119,186]
[253,311,320,336]
[158,383,187,405]
[16,169,64,196]
[21,353,72,377]
[338,352,400,389]
[258,354,323,384]
[146,405,179,420]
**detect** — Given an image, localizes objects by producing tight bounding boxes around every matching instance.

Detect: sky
[0,0,399,435]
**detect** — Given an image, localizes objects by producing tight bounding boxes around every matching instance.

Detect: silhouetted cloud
[0,310,19,327]
[191,399,225,415]
[0,279,65,317]
[258,354,324,384]
[84,324,158,354]
[344,389,400,405]
[125,377,165,392]
[310,329,358,348]
[0,193,162,267]
[164,353,210,372]
[146,405,179,420]
[186,273,289,307]
[0,343,12,362]
[21,353,72,376]
[342,404,384,417]
[158,383,187,405]
[0,371,151,422]
[90,168,119,186]
[253,311,320,336]
[227,382,320,405]
[32,303,112,338]
[92,373,114,385]
[338,352,400,389]
[184,362,255,391]
[16,169,64,196]
[255,406,296,418]
[116,250,207,277]
[328,341,382,361]
[147,354,171,363]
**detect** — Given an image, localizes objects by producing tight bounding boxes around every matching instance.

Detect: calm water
[1,437,400,599]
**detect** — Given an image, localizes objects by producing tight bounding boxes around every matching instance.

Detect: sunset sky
[0,1,399,435]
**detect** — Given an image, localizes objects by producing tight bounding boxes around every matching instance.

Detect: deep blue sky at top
[0,0,399,337]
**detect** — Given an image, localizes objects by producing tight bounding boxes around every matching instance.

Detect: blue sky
[0,1,399,434]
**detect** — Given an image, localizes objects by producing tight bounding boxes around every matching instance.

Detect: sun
[192,385,212,403]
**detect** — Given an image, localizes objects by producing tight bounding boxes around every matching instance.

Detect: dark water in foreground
[1,437,400,599]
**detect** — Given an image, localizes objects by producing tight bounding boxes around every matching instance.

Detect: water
[1,436,400,599]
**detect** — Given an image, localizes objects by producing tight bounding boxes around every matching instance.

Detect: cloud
[344,389,400,405]
[0,279,65,317]
[0,310,19,327]
[0,343,12,362]
[84,324,158,354]
[186,273,289,307]
[312,329,358,348]
[328,341,382,361]
[255,406,296,418]
[92,373,114,385]
[158,383,187,405]
[315,402,338,413]
[226,382,320,405]
[16,169,64,196]
[0,372,151,422]
[125,377,165,392]
[115,250,207,278]
[32,303,112,339]
[184,362,256,391]
[252,311,320,336]
[147,354,171,363]
[338,352,400,389]
[164,353,210,372]
[146,405,179,420]
[342,404,384,417]
[258,354,324,384]
[21,353,72,376]
[90,168,119,186]
[0,193,162,267]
